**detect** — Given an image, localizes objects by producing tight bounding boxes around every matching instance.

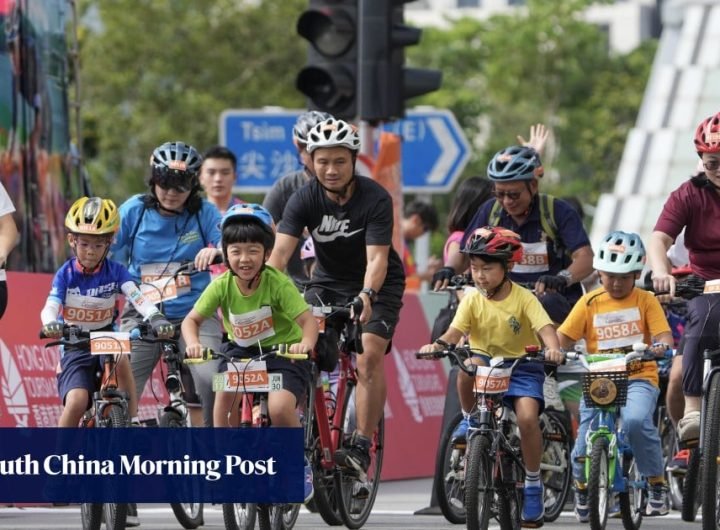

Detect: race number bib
[704,279,720,294]
[212,361,283,392]
[593,307,644,351]
[229,306,276,347]
[90,331,131,356]
[139,262,191,304]
[64,293,115,330]
[512,241,550,274]
[473,366,512,394]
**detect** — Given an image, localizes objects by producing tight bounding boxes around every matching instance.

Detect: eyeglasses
[494,190,523,201]
[704,160,720,171]
[156,182,191,193]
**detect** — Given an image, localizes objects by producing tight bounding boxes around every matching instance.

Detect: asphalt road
[0,478,705,529]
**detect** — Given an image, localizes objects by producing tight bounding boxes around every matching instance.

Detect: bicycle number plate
[586,356,626,372]
[212,362,282,392]
[90,332,131,356]
[473,366,511,394]
[704,279,720,294]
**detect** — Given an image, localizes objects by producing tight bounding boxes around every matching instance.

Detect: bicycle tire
[104,404,128,530]
[587,437,610,530]
[222,503,257,530]
[257,504,271,530]
[681,447,702,521]
[170,502,204,529]
[540,410,572,522]
[433,412,466,524]
[702,371,720,530]
[80,502,102,530]
[310,420,343,526]
[659,415,683,510]
[618,453,643,530]
[334,387,384,529]
[464,433,492,530]
[496,435,522,530]
[159,409,185,428]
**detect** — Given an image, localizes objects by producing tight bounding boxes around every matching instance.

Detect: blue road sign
[220,107,470,194]
[382,109,470,193]
[220,109,303,193]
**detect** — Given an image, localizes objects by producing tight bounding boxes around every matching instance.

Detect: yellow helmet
[65,197,119,236]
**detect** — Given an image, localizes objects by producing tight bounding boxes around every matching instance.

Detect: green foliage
[408,0,656,251]
[80,0,305,201]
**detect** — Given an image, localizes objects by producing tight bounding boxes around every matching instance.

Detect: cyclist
[199,145,244,215]
[40,197,173,427]
[111,141,223,428]
[558,230,672,518]
[419,226,563,527]
[268,117,405,478]
[433,145,593,324]
[262,110,331,287]
[0,182,18,319]
[182,203,318,503]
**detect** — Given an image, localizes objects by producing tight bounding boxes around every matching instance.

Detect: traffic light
[358,0,442,122]
[296,1,359,120]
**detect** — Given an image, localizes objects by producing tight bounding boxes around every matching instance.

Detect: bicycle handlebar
[643,271,706,299]
[183,345,309,365]
[39,324,90,346]
[310,298,364,354]
[128,322,178,344]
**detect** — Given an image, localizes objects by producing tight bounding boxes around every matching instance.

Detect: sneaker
[334,436,371,478]
[451,416,479,444]
[678,411,700,442]
[574,488,589,523]
[666,449,690,473]
[125,503,140,527]
[304,457,314,504]
[646,483,669,516]
[521,484,545,526]
[543,375,565,411]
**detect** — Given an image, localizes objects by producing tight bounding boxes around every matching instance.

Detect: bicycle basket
[581,371,628,408]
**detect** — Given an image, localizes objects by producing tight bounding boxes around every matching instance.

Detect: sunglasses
[494,190,523,201]
[153,171,194,193]
[704,160,720,171]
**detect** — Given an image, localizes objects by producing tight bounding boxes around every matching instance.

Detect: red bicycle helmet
[694,112,720,154]
[462,226,524,263]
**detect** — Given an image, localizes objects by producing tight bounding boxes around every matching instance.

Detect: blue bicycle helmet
[221,203,275,232]
[487,145,543,182]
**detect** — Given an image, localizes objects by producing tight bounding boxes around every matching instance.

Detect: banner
[0,427,302,503]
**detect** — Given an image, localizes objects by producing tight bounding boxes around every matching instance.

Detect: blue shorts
[56,347,103,409]
[475,355,545,413]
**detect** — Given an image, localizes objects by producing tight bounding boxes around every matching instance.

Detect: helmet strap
[480,274,509,300]
[69,236,110,275]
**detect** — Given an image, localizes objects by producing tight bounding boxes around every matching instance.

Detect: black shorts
[218,343,312,405]
[304,285,402,341]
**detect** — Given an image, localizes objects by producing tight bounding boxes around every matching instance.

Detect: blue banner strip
[0,428,303,503]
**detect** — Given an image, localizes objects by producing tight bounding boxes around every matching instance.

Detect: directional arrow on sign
[382,108,470,193]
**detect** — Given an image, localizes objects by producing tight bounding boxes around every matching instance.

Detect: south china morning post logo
[0,427,304,503]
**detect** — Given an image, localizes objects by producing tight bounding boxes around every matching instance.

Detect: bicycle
[575,344,672,530]
[130,322,204,529]
[189,343,309,530]
[41,324,130,530]
[417,342,558,530]
[304,298,385,529]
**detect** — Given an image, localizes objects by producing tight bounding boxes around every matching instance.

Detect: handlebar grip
[278,352,310,361]
[183,347,215,364]
[415,351,441,360]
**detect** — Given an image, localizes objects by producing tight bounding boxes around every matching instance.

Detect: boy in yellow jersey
[557,231,672,519]
[420,226,563,527]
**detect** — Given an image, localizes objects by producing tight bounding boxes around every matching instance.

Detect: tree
[79,0,305,200]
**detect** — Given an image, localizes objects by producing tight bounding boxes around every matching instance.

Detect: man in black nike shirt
[269,118,405,475]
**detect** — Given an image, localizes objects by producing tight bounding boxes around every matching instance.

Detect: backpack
[488,193,567,260]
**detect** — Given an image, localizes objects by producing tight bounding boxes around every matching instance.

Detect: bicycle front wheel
[618,454,643,530]
[434,412,466,524]
[540,410,572,522]
[80,502,102,530]
[464,433,493,530]
[222,503,257,530]
[681,447,702,522]
[701,371,720,530]
[104,404,128,530]
[170,502,204,529]
[587,437,610,530]
[335,387,384,529]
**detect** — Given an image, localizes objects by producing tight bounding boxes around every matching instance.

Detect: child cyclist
[182,204,318,503]
[557,230,672,519]
[419,226,563,527]
[41,197,174,427]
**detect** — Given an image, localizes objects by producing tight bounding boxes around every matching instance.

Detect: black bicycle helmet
[487,145,543,182]
[148,141,203,192]
[293,111,332,145]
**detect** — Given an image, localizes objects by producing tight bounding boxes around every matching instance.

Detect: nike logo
[311,215,364,242]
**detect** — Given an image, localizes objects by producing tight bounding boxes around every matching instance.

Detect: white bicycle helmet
[306,118,361,154]
[593,231,646,273]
